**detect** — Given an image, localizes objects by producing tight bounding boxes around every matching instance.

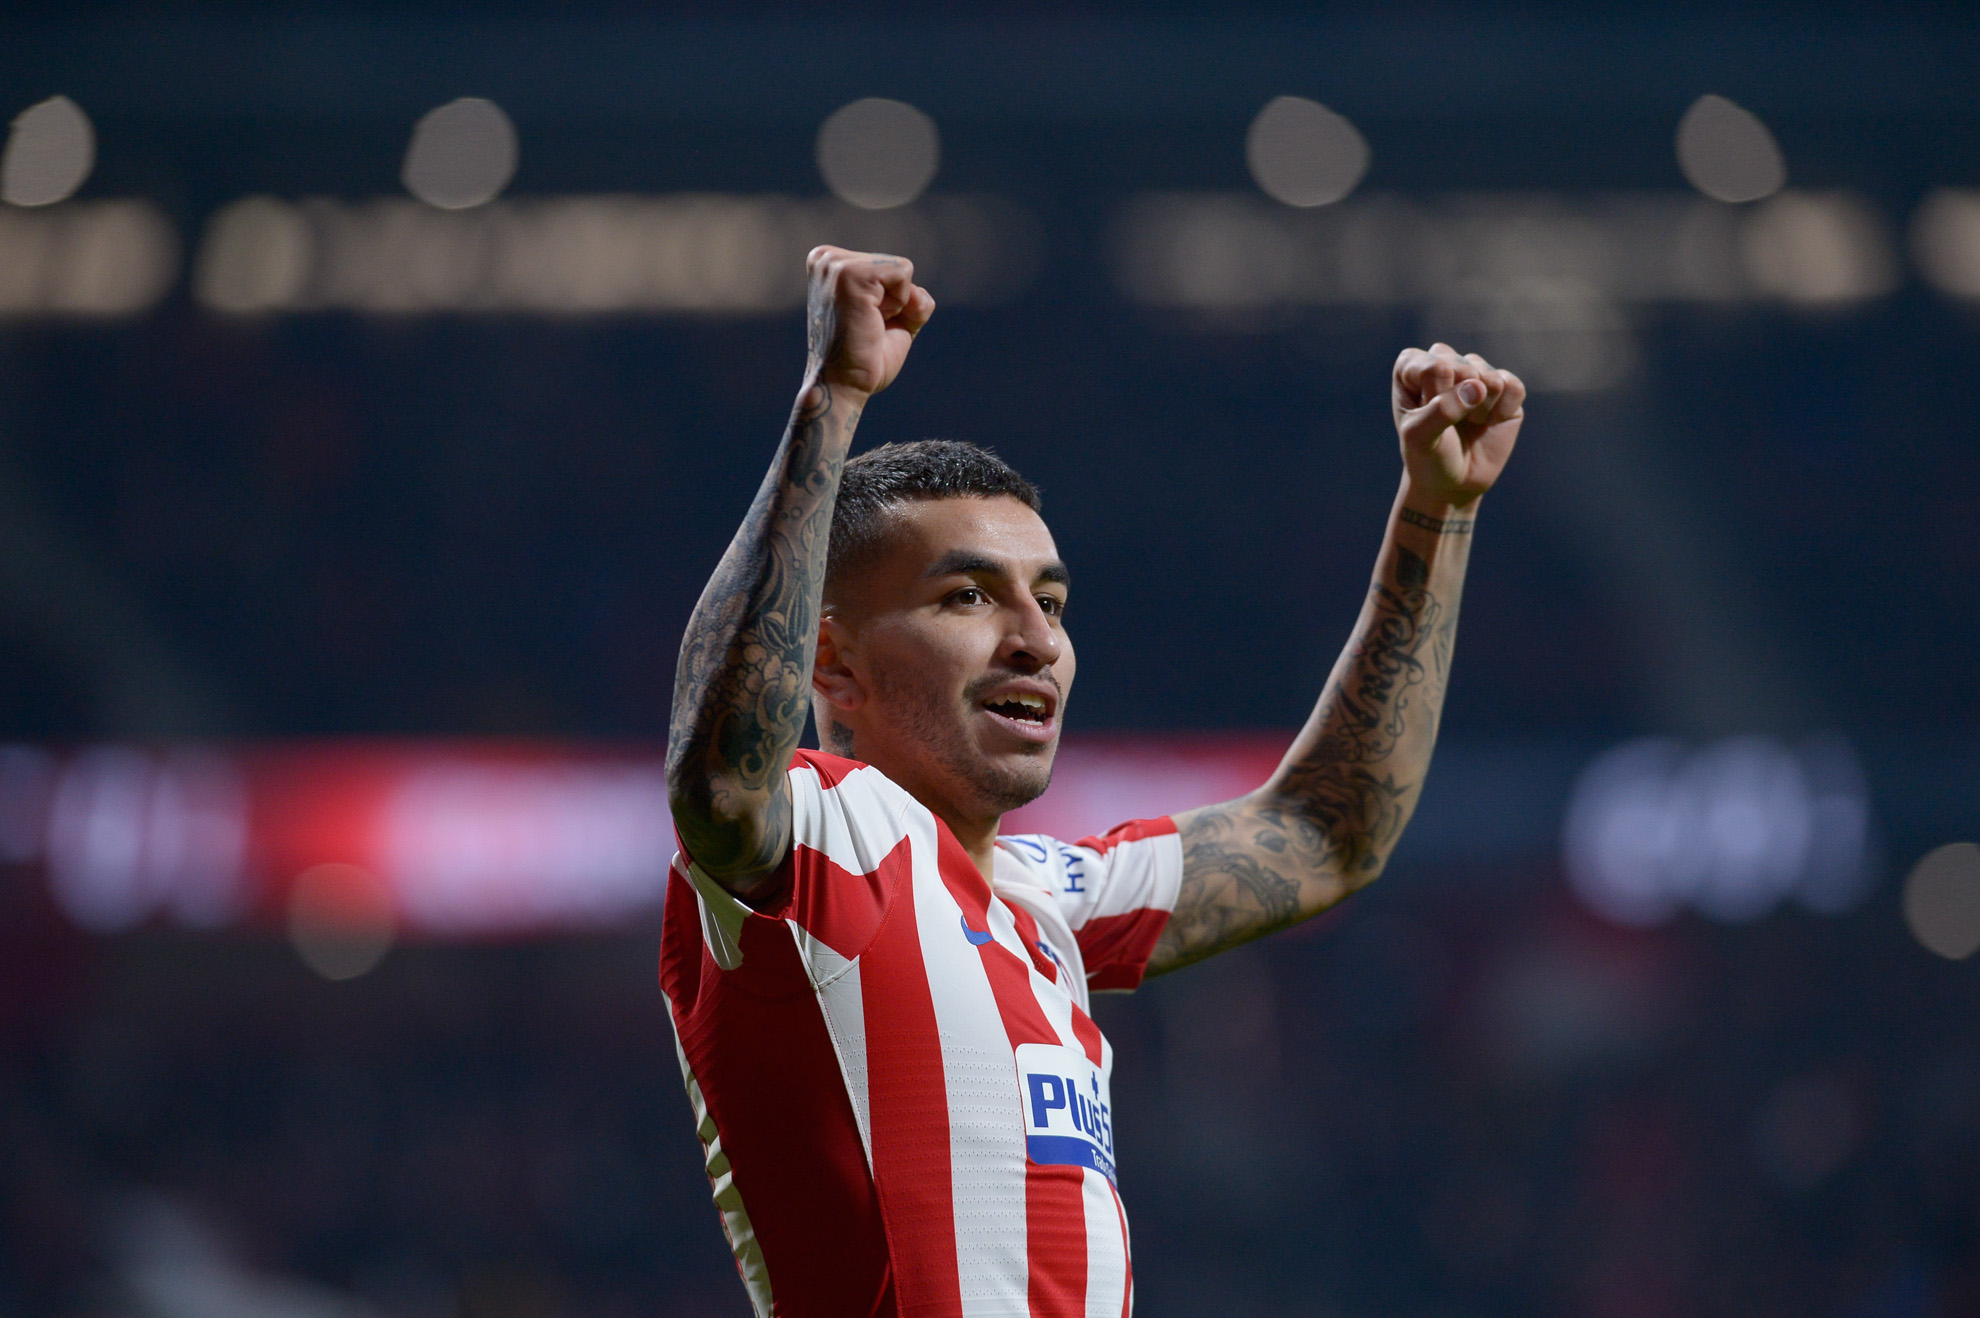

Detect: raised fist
[805,246,936,396]
[1391,344,1526,506]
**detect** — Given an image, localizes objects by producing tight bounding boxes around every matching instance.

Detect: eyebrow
[923,550,1071,589]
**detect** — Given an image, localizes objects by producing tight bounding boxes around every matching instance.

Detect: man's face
[817,496,1074,825]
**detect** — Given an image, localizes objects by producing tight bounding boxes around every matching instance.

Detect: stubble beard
[870,666,1056,817]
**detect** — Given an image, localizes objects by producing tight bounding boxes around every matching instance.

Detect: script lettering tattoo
[666,380,858,882]
[1398,507,1473,535]
[1154,540,1465,974]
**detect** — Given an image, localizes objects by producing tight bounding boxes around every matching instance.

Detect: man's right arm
[665,247,933,895]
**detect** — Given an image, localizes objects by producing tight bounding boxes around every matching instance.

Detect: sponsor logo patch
[1015,1042,1116,1185]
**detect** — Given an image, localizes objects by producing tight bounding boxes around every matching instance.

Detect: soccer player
[661,247,1525,1316]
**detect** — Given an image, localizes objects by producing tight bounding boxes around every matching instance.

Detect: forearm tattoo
[665,380,857,879]
[1155,543,1462,973]
[1398,506,1473,535]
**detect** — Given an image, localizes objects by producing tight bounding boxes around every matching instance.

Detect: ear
[812,614,865,714]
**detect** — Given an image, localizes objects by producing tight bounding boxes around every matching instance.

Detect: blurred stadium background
[3,4,1980,1316]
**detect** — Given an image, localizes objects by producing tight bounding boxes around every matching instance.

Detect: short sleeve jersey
[659,750,1184,1318]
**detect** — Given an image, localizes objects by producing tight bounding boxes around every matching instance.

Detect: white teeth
[982,691,1050,721]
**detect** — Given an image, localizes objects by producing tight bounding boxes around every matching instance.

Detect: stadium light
[1246,96,1369,208]
[2,95,95,208]
[1562,734,1876,927]
[1911,189,1980,298]
[1676,94,1786,204]
[403,98,518,210]
[1903,843,1980,960]
[288,862,396,980]
[816,98,940,210]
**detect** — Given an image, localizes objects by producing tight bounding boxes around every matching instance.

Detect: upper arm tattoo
[1152,544,1461,974]
[665,381,857,881]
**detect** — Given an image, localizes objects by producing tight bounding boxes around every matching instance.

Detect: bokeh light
[1739,191,1898,304]
[1902,842,1980,960]
[378,761,670,935]
[193,196,313,312]
[1676,94,1786,203]
[1910,188,1980,298]
[1562,735,1874,927]
[1110,188,1904,332]
[402,97,518,210]
[0,202,178,316]
[1423,279,1635,394]
[1,95,95,207]
[287,862,397,980]
[43,746,248,933]
[816,98,939,210]
[1245,96,1369,208]
[43,202,182,314]
[186,194,1033,314]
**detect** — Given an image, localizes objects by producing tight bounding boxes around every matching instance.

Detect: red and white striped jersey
[660,749,1184,1317]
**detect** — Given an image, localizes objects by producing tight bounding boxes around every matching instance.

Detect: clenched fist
[805,246,936,396]
[1391,344,1526,506]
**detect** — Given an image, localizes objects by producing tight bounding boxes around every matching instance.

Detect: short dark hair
[825,440,1042,592]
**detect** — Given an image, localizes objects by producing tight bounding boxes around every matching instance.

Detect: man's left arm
[1148,344,1526,975]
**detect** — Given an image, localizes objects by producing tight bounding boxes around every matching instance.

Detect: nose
[1000,595,1062,671]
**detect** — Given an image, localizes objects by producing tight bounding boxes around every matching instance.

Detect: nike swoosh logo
[960,914,994,946]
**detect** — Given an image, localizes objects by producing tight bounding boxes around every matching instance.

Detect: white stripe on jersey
[682,855,750,971]
[999,830,1184,931]
[791,761,913,876]
[906,805,1031,1315]
[980,876,1047,974]
[991,846,1095,1019]
[802,937,875,1171]
[991,875,1133,1314]
[991,873,1092,1013]
[1082,1170,1129,1318]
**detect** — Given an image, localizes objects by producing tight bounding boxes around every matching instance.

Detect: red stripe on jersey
[767,833,908,962]
[1075,815,1179,856]
[792,746,866,789]
[1077,908,1173,992]
[658,871,893,1314]
[857,856,964,1315]
[1024,1161,1088,1316]
[972,913,1090,1318]
[1067,1002,1106,1067]
[723,751,878,915]
[1005,895,1107,1068]
[1003,903,1063,989]
[929,823,995,922]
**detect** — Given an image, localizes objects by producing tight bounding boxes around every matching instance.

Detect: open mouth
[980,692,1052,724]
[977,687,1058,742]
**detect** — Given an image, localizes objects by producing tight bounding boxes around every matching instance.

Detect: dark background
[3,5,1978,1316]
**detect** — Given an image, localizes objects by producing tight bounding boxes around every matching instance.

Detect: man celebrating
[661,247,1524,1316]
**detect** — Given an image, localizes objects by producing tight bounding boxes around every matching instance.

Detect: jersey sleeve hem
[1080,907,1174,992]
[1062,816,1184,994]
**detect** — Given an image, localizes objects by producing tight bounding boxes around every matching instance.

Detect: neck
[827,729,1004,882]
[857,749,1002,882]
[931,804,1002,883]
